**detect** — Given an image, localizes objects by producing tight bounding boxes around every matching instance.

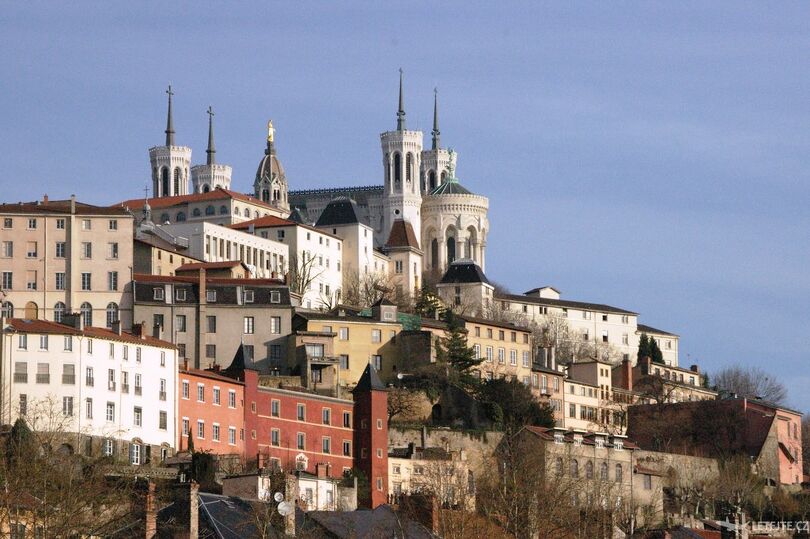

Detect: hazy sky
[2,3,809,411]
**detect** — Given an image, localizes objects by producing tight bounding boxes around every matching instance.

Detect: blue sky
[2,3,809,410]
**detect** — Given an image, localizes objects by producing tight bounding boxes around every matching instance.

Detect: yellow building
[461,316,533,385]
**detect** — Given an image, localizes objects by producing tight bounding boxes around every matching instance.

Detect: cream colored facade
[464,317,533,385]
[388,447,473,509]
[0,198,134,329]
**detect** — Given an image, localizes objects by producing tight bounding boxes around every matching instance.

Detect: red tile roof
[116,189,281,213]
[179,366,244,385]
[134,273,284,286]
[0,199,131,216]
[385,219,420,249]
[4,319,176,349]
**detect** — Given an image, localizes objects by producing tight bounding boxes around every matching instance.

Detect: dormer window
[243,290,254,303]
[270,291,281,303]
[206,290,216,302]
[553,433,564,445]
[153,288,164,300]
[595,437,605,449]
[614,440,624,451]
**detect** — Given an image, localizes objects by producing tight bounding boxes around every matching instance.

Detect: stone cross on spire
[165,85,175,146]
[431,87,440,150]
[396,68,406,131]
[206,106,216,165]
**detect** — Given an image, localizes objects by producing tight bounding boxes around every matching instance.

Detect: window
[297,404,306,421]
[159,378,167,400]
[182,380,189,399]
[81,272,91,290]
[54,241,65,258]
[174,314,187,333]
[134,373,142,395]
[62,363,75,384]
[2,218,10,228]
[212,387,221,405]
[601,462,609,481]
[338,354,349,370]
[80,241,92,259]
[1,241,12,257]
[1,271,11,289]
[643,474,652,490]
[39,334,48,350]
[322,408,331,425]
[602,331,609,343]
[243,316,254,334]
[371,329,381,343]
[522,351,530,368]
[243,289,254,303]
[107,368,116,390]
[206,316,216,333]
[228,427,236,445]
[103,438,114,456]
[270,316,281,334]
[197,384,205,402]
[271,400,280,417]
[615,464,623,483]
[84,397,93,419]
[228,390,236,408]
[27,218,37,229]
[182,418,189,436]
[213,424,220,442]
[297,432,306,450]
[585,461,594,479]
[569,403,576,418]
[497,348,505,364]
[271,429,280,446]
[510,349,517,366]
[270,290,281,303]
[322,437,331,454]
[339,327,349,340]
[486,346,493,361]
[206,290,216,302]
[134,406,142,427]
[35,362,49,384]
[106,402,115,422]
[130,443,141,465]
[19,394,27,416]
[108,242,119,259]
[62,396,73,416]
[197,420,205,439]
[372,355,382,371]
[570,459,579,478]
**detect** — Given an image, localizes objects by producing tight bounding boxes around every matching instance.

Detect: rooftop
[637,323,679,337]
[385,219,420,249]
[439,259,490,285]
[315,197,362,226]
[117,188,281,213]
[3,319,175,350]
[0,198,131,216]
[496,292,637,315]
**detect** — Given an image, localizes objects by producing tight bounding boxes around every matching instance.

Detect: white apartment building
[0,317,178,464]
[160,221,288,279]
[0,196,134,329]
[230,216,343,309]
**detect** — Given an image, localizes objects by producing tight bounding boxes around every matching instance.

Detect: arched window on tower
[106,303,119,328]
[431,239,439,270]
[384,153,390,187]
[428,170,436,191]
[440,170,446,183]
[393,153,402,188]
[161,167,169,197]
[406,153,413,184]
[205,205,215,216]
[446,236,456,265]
[202,184,210,193]
[1,301,13,319]
[173,168,181,195]
[262,189,270,203]
[80,302,93,327]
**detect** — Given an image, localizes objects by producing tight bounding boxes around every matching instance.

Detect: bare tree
[341,269,399,308]
[712,366,787,404]
[387,388,423,423]
[286,252,325,298]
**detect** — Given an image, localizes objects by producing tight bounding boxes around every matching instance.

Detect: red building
[223,346,389,508]
[177,362,246,457]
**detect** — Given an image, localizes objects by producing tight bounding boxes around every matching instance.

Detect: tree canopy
[638,333,664,364]
[712,366,787,404]
[478,378,556,434]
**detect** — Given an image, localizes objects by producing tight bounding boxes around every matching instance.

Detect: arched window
[428,170,436,190]
[555,457,563,476]
[160,213,170,223]
[1,301,13,318]
[176,212,186,222]
[233,206,240,215]
[24,302,38,320]
[173,168,181,195]
[219,205,228,215]
[431,238,439,269]
[106,303,119,328]
[393,153,402,186]
[570,459,579,478]
[446,237,456,264]
[243,208,250,217]
[262,189,270,202]
[80,302,93,327]
[600,462,608,481]
[406,153,413,183]
[160,167,169,197]
[585,461,594,479]
[615,464,623,483]
[54,302,65,323]
[202,184,210,193]
[192,208,201,217]
[254,211,259,219]
[384,153,390,186]
[205,205,215,216]
[440,170,446,182]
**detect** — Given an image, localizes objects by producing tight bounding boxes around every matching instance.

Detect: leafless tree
[712,365,787,404]
[286,251,326,298]
[387,388,423,423]
[708,455,765,516]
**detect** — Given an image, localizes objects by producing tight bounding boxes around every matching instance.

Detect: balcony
[121,384,129,394]
[36,374,50,384]
[134,386,142,396]
[159,391,167,401]
[62,374,75,385]
[86,377,94,387]
[13,373,27,384]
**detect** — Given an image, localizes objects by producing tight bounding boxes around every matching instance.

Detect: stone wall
[388,426,503,473]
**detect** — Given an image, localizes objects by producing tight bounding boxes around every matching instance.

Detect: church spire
[206,106,216,165]
[431,87,440,150]
[165,85,175,146]
[396,68,406,131]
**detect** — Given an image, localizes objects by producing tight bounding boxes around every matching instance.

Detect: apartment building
[230,215,343,309]
[292,301,403,387]
[612,357,716,404]
[0,196,134,329]
[565,360,627,434]
[177,364,245,457]
[132,270,296,371]
[117,188,287,228]
[0,318,178,464]
[388,444,472,509]
[463,315,533,385]
[159,221,288,279]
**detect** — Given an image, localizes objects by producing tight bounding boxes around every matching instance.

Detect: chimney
[132,322,147,339]
[199,268,207,305]
[111,320,122,336]
[407,442,416,457]
[183,359,189,371]
[690,364,700,374]
[42,194,48,205]
[62,313,84,331]
[70,194,76,215]
[641,356,652,375]
[145,479,157,539]
[621,357,633,392]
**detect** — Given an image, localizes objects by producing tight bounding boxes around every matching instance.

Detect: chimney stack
[70,194,76,214]
[62,313,84,331]
[690,364,700,374]
[42,194,48,205]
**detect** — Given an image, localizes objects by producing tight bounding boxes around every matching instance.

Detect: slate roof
[300,505,436,538]
[224,343,260,373]
[637,323,679,337]
[288,206,307,224]
[315,197,362,226]
[353,364,386,392]
[496,292,637,315]
[385,219,420,249]
[438,259,490,285]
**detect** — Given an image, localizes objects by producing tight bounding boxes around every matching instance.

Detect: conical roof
[353,363,386,392]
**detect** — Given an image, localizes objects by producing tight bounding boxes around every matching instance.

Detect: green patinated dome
[428,176,473,196]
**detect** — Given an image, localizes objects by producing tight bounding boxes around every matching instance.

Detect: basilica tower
[380,70,423,248]
[149,86,192,197]
[254,120,289,213]
[190,106,233,193]
[419,88,452,193]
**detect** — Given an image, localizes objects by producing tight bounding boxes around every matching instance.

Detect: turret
[148,85,192,197]
[190,106,232,193]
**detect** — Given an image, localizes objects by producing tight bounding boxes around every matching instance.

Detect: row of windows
[156,204,273,223]
[1,270,120,293]
[181,380,238,407]
[152,287,282,304]
[2,217,119,231]
[320,325,396,343]
[268,429,352,456]
[181,418,240,445]
[472,344,531,367]
[472,326,529,344]
[268,399,353,428]
[16,334,165,364]
[1,241,120,260]
[18,394,167,430]
[554,458,625,483]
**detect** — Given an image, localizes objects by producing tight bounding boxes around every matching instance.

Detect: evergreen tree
[6,417,33,469]
[479,378,556,434]
[414,286,443,319]
[649,337,665,364]
[187,431,195,453]
[436,310,482,389]
[637,333,651,361]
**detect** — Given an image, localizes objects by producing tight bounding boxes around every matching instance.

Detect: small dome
[429,176,473,196]
[255,152,285,185]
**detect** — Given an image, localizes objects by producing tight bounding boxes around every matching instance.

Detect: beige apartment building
[0,197,134,329]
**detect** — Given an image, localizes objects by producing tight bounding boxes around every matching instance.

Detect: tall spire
[431,87,440,150]
[206,106,216,165]
[165,85,175,146]
[396,68,406,131]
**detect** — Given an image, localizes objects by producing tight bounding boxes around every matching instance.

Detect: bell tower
[190,106,233,193]
[420,88,452,193]
[149,85,192,197]
[254,120,290,213]
[380,69,422,248]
